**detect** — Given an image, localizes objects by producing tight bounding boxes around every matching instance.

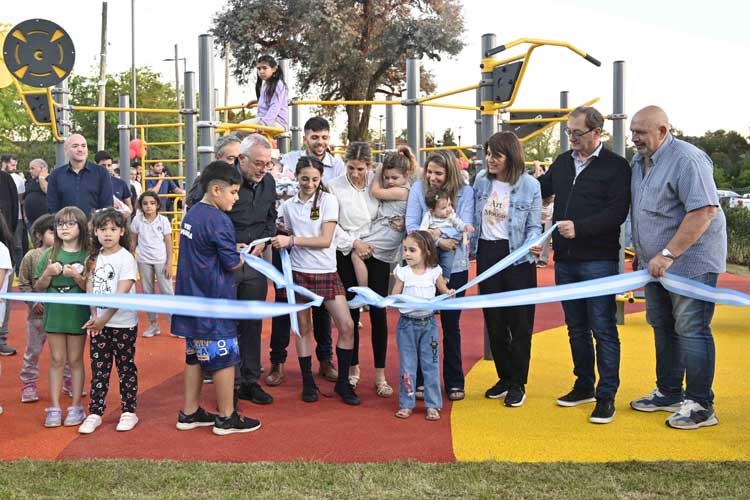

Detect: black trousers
[477,239,536,386]
[269,248,332,365]
[235,264,268,387]
[336,251,390,368]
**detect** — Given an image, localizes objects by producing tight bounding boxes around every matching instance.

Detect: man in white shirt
[280,117,345,183]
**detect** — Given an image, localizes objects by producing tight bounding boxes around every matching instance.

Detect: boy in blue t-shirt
[172,161,261,435]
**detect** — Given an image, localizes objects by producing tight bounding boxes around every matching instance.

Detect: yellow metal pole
[52,102,182,114]
[215,103,258,112]
[421,102,480,111]
[292,100,397,106]
[144,141,185,147]
[417,84,480,104]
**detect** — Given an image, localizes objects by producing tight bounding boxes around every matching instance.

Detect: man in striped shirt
[629,105,726,430]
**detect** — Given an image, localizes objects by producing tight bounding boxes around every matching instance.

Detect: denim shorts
[185,337,240,372]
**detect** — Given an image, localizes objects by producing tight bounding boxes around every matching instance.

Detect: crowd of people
[0,103,728,437]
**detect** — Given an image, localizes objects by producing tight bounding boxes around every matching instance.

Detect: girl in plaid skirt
[272,156,360,406]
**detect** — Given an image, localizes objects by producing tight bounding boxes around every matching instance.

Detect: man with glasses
[533,106,631,424]
[188,134,277,405]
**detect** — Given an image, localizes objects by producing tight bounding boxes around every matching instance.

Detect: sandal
[448,388,465,401]
[348,365,361,388]
[395,408,412,419]
[375,380,394,398]
[425,408,441,421]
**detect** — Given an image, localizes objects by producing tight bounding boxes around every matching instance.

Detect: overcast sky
[3,0,749,145]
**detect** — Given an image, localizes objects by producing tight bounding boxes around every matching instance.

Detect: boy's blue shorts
[185,337,240,372]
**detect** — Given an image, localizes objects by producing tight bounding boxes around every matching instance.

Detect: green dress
[35,248,90,335]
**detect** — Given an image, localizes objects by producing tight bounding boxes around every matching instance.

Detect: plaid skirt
[276,271,346,302]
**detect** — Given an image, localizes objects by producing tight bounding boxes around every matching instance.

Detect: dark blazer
[0,170,19,233]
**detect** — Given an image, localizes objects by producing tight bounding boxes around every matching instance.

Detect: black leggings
[336,251,390,368]
[477,239,536,386]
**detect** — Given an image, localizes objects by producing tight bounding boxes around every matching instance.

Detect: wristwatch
[661,248,676,260]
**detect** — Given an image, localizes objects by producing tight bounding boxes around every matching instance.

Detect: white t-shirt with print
[480,180,511,240]
[130,213,172,264]
[92,247,138,328]
[0,243,12,322]
[393,264,442,317]
[279,191,339,273]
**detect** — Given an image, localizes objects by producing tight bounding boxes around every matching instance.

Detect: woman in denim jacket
[472,132,542,407]
[405,151,474,401]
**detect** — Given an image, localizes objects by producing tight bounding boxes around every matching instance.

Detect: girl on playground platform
[34,207,90,428]
[420,188,475,280]
[392,230,452,421]
[244,55,288,132]
[79,209,139,434]
[271,156,359,406]
[0,216,15,416]
[130,190,174,338]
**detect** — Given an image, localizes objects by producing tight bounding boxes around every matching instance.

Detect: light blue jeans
[397,315,442,410]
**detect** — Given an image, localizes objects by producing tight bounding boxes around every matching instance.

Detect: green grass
[727,263,750,276]
[1,460,749,499]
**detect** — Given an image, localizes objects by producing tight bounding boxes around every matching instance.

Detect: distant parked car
[728,196,750,209]
[717,189,740,198]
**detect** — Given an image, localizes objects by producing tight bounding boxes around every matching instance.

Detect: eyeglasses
[563,127,597,138]
[239,154,274,170]
[55,220,78,229]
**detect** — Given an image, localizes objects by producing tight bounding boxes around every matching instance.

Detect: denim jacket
[406,181,475,274]
[471,170,542,265]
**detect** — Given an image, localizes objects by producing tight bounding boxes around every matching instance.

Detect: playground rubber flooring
[0,265,748,463]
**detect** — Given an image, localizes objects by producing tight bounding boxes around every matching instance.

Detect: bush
[726,207,750,266]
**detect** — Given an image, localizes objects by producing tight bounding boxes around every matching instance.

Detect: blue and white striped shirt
[631,134,726,278]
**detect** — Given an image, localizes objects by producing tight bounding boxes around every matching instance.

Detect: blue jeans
[398,315,442,410]
[644,272,717,406]
[437,248,456,281]
[555,260,620,400]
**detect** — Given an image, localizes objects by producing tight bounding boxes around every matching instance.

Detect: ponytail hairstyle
[382,145,416,182]
[404,230,439,268]
[87,208,131,269]
[255,55,285,104]
[295,156,328,220]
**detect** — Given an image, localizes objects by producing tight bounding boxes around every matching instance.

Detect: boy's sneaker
[0,344,17,356]
[504,385,526,407]
[176,407,218,430]
[44,407,62,427]
[630,388,683,413]
[21,385,40,403]
[213,411,261,436]
[116,412,139,431]
[589,398,616,424]
[143,323,161,338]
[334,382,361,406]
[556,387,596,407]
[666,400,719,430]
[64,405,86,426]
[485,380,510,399]
[78,414,103,434]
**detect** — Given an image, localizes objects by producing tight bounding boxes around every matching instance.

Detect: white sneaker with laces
[143,323,161,338]
[116,412,139,431]
[78,414,102,434]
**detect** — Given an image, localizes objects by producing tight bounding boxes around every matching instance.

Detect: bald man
[629,105,727,430]
[46,134,113,217]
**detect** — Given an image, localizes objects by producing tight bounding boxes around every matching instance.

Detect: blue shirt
[111,176,132,202]
[405,181,474,274]
[472,171,542,264]
[631,134,726,278]
[46,161,114,217]
[171,202,242,340]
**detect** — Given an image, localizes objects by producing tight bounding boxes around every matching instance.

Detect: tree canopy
[211,0,465,141]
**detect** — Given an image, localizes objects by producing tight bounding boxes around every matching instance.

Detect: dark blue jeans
[416,270,468,392]
[555,260,620,400]
[644,273,718,406]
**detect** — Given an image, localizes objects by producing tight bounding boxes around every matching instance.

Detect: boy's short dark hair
[303,117,330,133]
[30,214,55,247]
[94,150,113,163]
[200,160,242,192]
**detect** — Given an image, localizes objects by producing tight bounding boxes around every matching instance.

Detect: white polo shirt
[130,213,172,264]
[279,190,338,273]
[280,150,345,184]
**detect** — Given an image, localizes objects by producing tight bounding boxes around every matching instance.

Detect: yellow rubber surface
[452,306,750,462]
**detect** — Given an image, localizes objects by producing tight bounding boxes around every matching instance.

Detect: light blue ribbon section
[0,291,310,320]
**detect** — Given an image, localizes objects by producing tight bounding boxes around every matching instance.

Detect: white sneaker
[143,323,161,338]
[116,412,139,431]
[78,414,102,434]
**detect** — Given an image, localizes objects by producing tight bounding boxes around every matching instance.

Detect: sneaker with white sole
[213,411,261,436]
[666,400,718,430]
[176,407,218,430]
[630,388,683,413]
[116,412,139,431]
[556,387,596,407]
[44,407,62,427]
[143,323,161,338]
[64,405,86,426]
[21,385,40,403]
[78,414,103,434]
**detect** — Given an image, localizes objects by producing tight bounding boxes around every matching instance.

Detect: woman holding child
[405,151,474,401]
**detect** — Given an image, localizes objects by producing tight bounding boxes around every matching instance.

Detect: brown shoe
[265,363,285,386]
[318,360,338,382]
